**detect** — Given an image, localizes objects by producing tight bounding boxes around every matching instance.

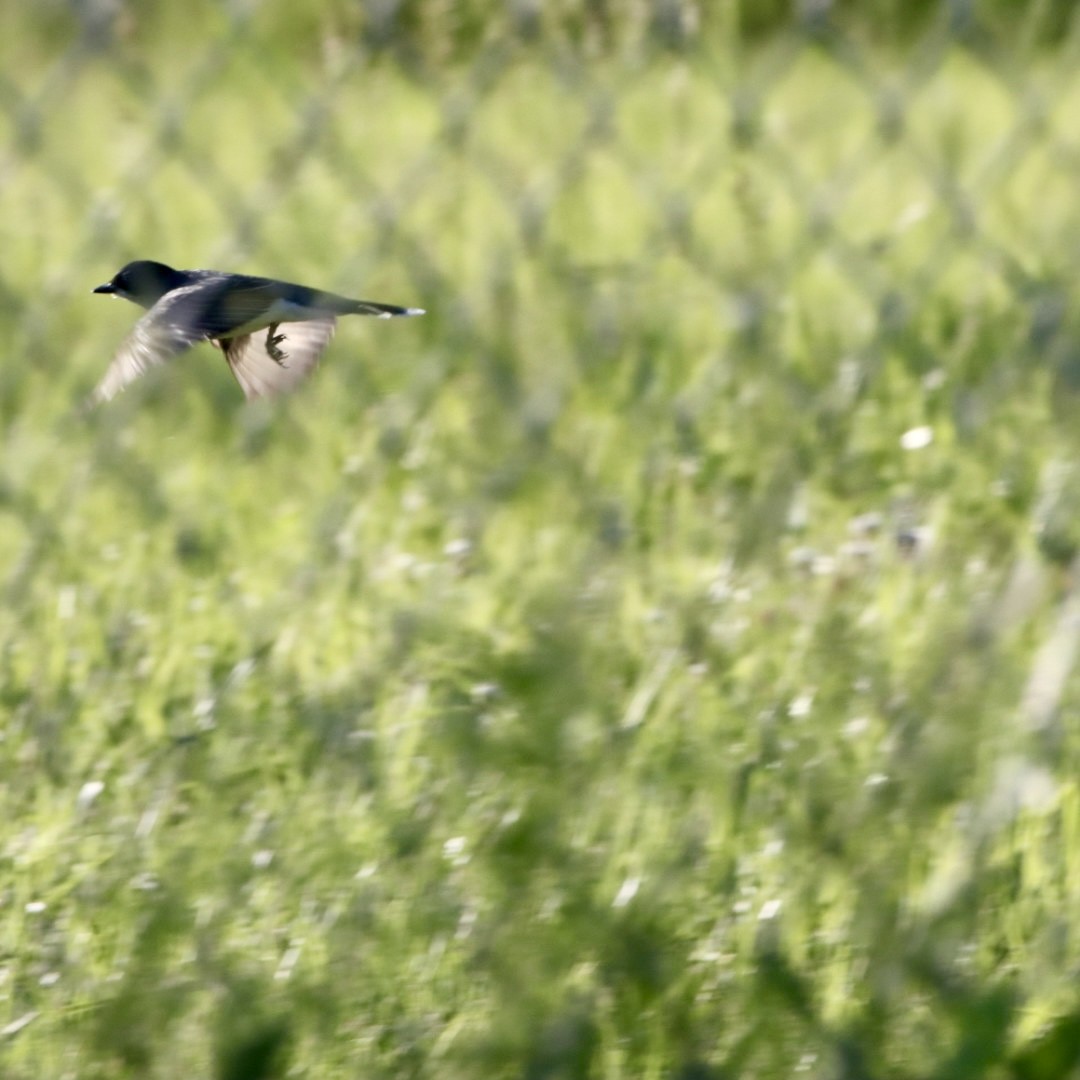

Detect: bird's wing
[223,317,337,400]
[92,282,219,403]
[206,275,425,320]
[195,280,308,335]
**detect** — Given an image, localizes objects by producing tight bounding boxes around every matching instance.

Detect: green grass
[4,6,1080,1078]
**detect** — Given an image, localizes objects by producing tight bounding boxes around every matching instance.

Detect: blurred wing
[223,317,336,400]
[92,283,214,404]
[196,280,303,334]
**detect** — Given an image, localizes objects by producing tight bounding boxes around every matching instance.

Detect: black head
[93,260,186,308]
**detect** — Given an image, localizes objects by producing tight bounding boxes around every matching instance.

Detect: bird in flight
[91,260,423,403]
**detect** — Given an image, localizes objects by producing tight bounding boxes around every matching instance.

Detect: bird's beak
[92,282,116,295]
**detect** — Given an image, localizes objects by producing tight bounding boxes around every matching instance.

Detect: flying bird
[90,260,423,403]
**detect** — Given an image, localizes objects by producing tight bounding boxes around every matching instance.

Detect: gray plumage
[91,260,423,404]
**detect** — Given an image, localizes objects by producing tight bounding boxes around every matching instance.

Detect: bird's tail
[348,298,425,319]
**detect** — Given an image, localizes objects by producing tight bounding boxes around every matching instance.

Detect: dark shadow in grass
[1010,1012,1080,1080]
[215,1015,292,1080]
[524,1002,598,1080]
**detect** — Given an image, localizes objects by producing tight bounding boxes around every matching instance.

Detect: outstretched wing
[223,317,337,400]
[92,282,220,404]
[93,273,417,404]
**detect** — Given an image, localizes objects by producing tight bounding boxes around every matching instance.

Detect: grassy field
[4,5,1080,1077]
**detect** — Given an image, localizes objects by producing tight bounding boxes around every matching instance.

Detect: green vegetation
[3,4,1080,1077]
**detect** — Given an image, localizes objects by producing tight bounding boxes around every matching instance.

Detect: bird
[90,259,423,403]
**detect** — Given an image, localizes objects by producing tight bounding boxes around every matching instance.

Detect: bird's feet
[266,324,287,365]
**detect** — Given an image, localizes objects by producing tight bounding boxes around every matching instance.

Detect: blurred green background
[4,1,1080,1076]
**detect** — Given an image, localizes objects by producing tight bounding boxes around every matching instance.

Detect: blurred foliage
[13,0,1080,60]
[3,1,1080,1078]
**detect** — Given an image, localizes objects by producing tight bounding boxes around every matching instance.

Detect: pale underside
[223,319,336,400]
[92,284,340,403]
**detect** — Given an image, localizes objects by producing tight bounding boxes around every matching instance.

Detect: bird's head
[93,260,186,308]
